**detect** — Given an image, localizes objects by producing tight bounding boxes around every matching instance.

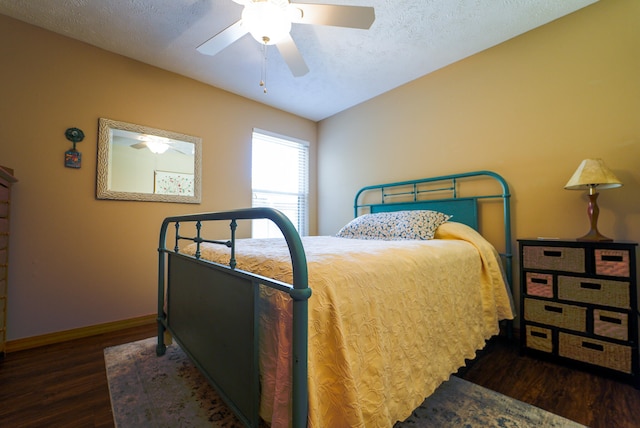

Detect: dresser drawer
[0,184,8,203]
[525,325,553,353]
[523,246,585,273]
[0,201,7,218]
[525,272,553,297]
[558,276,629,309]
[593,309,628,341]
[595,249,630,277]
[0,218,8,250]
[524,298,586,331]
[559,332,632,374]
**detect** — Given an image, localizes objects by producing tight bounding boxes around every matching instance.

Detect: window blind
[251,129,309,238]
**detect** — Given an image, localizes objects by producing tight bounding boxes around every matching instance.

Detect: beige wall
[0,14,317,340]
[318,1,639,268]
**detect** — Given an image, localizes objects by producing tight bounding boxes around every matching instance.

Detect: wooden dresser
[0,166,17,358]
[519,238,639,386]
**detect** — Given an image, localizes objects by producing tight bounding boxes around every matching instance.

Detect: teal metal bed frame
[156,170,511,428]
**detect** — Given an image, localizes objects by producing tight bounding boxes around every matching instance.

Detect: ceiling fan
[197,0,375,77]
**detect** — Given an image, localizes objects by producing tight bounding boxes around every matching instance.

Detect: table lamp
[564,158,622,241]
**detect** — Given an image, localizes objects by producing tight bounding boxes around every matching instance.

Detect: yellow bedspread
[188,221,514,428]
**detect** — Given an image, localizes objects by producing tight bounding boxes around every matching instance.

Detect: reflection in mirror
[96,118,202,203]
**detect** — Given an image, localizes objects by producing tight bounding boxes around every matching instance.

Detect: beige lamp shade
[564,158,622,192]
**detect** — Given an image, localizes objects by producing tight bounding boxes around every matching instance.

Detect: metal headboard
[354,170,513,305]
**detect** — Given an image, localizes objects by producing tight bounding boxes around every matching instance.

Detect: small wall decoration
[64,127,85,168]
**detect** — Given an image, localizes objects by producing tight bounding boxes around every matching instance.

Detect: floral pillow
[336,210,452,241]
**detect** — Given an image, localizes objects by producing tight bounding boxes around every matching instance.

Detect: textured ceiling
[0,0,597,121]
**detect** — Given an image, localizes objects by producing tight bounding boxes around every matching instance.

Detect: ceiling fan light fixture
[198,0,374,79]
[241,0,292,45]
[138,135,170,154]
[146,140,170,154]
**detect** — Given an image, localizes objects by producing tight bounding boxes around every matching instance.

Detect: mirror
[96,118,202,203]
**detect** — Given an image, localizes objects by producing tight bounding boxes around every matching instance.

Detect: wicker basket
[525,325,553,353]
[523,246,585,273]
[595,249,630,277]
[593,309,628,341]
[559,332,631,374]
[558,276,630,309]
[524,298,586,331]
[526,272,553,298]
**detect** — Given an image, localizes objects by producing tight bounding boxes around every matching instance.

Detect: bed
[156,170,515,428]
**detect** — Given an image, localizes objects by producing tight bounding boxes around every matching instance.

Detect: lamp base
[576,192,614,242]
[576,229,613,242]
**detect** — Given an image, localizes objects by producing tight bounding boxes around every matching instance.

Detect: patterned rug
[105,338,585,427]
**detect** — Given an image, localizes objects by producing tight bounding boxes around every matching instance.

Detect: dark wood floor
[460,338,640,428]
[1,325,639,427]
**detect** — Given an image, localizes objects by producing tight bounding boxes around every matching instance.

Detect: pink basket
[526,272,553,298]
[593,309,628,341]
[595,249,629,277]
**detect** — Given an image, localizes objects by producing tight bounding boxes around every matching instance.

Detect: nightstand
[518,238,639,386]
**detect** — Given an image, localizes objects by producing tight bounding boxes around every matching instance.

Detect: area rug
[105,338,585,427]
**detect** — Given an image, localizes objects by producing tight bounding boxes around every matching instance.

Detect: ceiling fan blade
[168,141,194,156]
[292,4,375,29]
[276,34,310,77]
[197,19,248,56]
[130,142,147,149]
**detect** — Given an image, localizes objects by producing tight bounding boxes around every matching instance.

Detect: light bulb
[146,140,169,154]
[242,1,292,45]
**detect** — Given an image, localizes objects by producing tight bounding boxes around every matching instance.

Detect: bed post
[156,217,171,357]
[236,208,312,427]
[255,208,311,428]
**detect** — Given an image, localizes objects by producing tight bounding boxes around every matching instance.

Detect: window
[251,129,309,238]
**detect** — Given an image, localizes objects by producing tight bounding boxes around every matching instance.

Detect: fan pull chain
[260,37,269,94]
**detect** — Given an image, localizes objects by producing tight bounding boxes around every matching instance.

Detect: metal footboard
[156,208,310,428]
